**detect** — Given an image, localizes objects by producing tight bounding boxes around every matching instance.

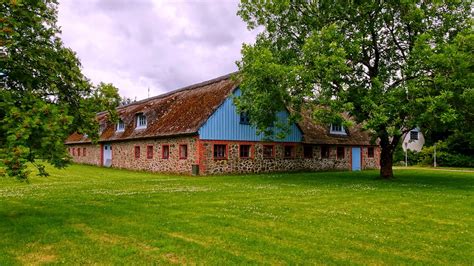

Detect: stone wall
[197,140,379,175]
[68,144,101,165]
[362,146,380,169]
[68,136,198,175]
[110,136,197,174]
[68,137,380,175]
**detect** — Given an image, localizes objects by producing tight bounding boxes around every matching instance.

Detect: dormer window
[99,122,106,134]
[136,113,147,129]
[240,112,250,125]
[330,123,346,135]
[116,119,125,132]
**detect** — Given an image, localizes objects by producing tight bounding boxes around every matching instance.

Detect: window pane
[284,146,294,158]
[330,123,345,134]
[134,146,140,159]
[147,146,153,159]
[162,145,169,159]
[337,147,345,159]
[321,146,330,158]
[180,145,187,159]
[240,145,250,158]
[410,131,418,140]
[240,112,250,125]
[117,120,125,131]
[368,147,374,158]
[137,114,146,128]
[214,145,226,159]
[303,145,313,158]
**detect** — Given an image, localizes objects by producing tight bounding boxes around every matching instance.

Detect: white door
[103,144,112,167]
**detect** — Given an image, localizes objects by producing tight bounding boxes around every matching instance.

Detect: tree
[76,82,121,136]
[0,0,119,180]
[235,1,472,178]
[119,96,136,106]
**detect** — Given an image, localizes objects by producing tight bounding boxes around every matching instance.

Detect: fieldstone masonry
[69,137,380,175]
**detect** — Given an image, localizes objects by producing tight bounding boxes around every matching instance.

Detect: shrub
[393,142,421,166]
[419,141,474,167]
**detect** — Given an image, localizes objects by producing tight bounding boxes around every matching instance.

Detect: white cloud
[58,0,258,100]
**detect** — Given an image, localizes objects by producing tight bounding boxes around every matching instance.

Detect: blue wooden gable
[198,88,303,142]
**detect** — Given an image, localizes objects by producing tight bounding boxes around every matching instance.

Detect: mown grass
[0,164,472,264]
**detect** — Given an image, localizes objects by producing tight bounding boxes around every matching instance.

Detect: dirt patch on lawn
[17,245,57,265]
[72,223,190,264]
[167,232,209,247]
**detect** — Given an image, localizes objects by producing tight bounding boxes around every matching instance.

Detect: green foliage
[236,1,472,178]
[419,141,474,168]
[0,1,121,180]
[393,143,421,166]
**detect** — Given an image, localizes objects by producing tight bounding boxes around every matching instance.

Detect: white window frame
[330,123,346,135]
[116,119,125,132]
[136,114,147,129]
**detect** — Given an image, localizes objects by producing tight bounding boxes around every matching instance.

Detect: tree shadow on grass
[242,169,473,191]
[0,207,69,243]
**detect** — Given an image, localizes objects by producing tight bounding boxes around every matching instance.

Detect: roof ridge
[101,71,238,113]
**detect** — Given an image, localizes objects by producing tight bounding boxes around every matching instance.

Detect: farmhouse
[65,73,380,175]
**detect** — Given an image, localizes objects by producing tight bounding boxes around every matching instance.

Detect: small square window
[303,145,313,158]
[136,114,147,129]
[134,146,140,159]
[162,145,170,159]
[147,145,153,159]
[410,131,418,140]
[214,144,227,159]
[337,147,345,159]
[321,146,330,158]
[284,145,295,158]
[116,119,125,132]
[368,147,375,158]
[263,145,274,158]
[330,123,346,135]
[179,145,188,159]
[240,112,250,125]
[239,145,251,158]
[83,148,86,156]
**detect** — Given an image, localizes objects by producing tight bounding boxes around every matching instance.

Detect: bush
[419,141,474,167]
[393,142,421,166]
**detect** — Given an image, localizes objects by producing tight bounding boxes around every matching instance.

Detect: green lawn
[0,165,472,264]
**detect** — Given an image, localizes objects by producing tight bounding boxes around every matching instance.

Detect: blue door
[352,147,361,171]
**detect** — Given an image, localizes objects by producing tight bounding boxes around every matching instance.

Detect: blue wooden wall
[198,88,303,142]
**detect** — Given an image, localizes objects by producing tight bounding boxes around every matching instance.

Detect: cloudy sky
[57,0,258,100]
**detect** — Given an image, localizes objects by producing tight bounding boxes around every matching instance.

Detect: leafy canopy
[0,0,120,180]
[236,0,472,178]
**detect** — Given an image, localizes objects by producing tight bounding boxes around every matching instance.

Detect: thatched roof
[66,73,376,146]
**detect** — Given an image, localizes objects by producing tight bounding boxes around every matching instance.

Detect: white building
[402,128,425,152]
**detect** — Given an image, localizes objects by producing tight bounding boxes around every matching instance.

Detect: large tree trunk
[378,132,400,180]
[379,146,394,179]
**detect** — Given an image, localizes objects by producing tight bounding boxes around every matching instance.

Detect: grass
[0,164,472,264]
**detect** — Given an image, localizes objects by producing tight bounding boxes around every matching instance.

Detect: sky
[57,0,258,100]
